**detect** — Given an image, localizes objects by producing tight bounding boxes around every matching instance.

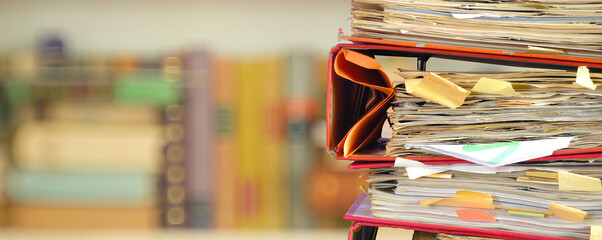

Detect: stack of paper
[350,0,602,57]
[387,69,602,159]
[367,166,602,239]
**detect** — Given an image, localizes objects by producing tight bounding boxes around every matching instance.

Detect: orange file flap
[327,43,602,164]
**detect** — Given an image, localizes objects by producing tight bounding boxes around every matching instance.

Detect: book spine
[286,52,318,228]
[235,58,262,228]
[11,121,164,174]
[182,48,214,228]
[10,205,159,229]
[213,57,238,228]
[259,56,288,228]
[6,167,157,207]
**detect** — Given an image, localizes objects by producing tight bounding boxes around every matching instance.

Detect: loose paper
[558,170,602,192]
[404,164,592,178]
[406,166,447,179]
[405,72,470,109]
[576,66,597,90]
[456,209,497,222]
[405,137,573,167]
[451,13,503,19]
[525,46,566,55]
[394,157,426,167]
[471,77,521,97]
[548,202,587,222]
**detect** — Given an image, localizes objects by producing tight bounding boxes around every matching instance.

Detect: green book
[113,73,181,106]
[7,167,157,207]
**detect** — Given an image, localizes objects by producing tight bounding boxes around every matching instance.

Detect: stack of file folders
[328,47,602,240]
[331,1,602,239]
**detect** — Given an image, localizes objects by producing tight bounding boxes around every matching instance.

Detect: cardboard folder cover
[329,48,394,157]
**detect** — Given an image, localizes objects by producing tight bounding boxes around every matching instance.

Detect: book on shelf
[213,56,238,229]
[9,205,159,229]
[261,55,288,228]
[181,48,214,228]
[287,51,319,228]
[12,120,164,174]
[7,167,157,207]
[2,53,183,229]
[234,57,263,228]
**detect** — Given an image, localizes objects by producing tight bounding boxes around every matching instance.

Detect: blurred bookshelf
[0,35,365,231]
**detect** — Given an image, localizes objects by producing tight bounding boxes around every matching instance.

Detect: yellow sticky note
[517,177,558,185]
[558,170,602,192]
[405,72,470,109]
[591,225,602,240]
[471,77,521,97]
[455,190,492,199]
[425,173,452,179]
[548,202,587,222]
[508,209,546,218]
[420,198,444,207]
[526,171,558,180]
[576,66,597,90]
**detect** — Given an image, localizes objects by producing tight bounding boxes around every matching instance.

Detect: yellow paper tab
[405,72,470,109]
[591,225,602,240]
[420,197,494,209]
[548,202,587,222]
[517,177,558,185]
[420,198,444,207]
[425,173,452,179]
[576,66,597,90]
[558,170,602,192]
[455,190,492,199]
[526,46,566,55]
[508,209,546,218]
[497,206,549,215]
[471,77,521,97]
[526,171,558,180]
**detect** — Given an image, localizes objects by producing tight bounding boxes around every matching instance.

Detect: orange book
[213,56,238,228]
[10,205,159,229]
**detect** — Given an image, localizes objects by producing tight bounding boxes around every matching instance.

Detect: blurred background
[0,0,385,239]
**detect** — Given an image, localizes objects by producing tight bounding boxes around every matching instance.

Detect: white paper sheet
[405,138,573,167]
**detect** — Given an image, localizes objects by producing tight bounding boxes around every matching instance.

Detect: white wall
[0,0,351,54]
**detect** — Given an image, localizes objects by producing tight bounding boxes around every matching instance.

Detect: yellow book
[235,58,263,228]
[260,56,288,228]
